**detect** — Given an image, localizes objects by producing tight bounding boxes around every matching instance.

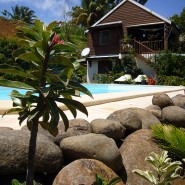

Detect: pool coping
[0,85,184,115]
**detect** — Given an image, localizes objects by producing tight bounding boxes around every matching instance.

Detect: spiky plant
[151,124,185,161]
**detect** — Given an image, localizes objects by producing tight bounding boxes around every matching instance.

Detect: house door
[98,60,112,74]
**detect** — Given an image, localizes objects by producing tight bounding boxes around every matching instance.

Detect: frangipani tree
[0,20,92,185]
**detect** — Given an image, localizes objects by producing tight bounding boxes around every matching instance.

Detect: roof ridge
[91,0,171,28]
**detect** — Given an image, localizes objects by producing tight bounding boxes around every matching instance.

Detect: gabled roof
[91,0,171,28]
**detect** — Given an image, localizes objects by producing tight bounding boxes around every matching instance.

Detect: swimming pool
[0,84,181,100]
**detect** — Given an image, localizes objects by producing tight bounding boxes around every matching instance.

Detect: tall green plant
[151,124,185,161]
[0,20,92,185]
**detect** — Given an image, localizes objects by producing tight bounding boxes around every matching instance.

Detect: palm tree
[2,5,36,24]
[71,0,148,27]
[71,0,116,27]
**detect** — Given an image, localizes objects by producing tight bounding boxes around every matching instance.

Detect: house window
[99,30,111,45]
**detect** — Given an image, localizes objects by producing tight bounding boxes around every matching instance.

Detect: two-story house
[85,0,180,83]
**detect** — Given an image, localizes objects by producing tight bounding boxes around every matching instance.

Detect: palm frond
[151,124,185,160]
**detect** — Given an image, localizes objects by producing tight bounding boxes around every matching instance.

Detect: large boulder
[126,108,161,129]
[119,129,162,185]
[172,94,185,109]
[60,133,123,172]
[162,106,185,128]
[54,118,92,145]
[53,159,125,185]
[145,105,162,121]
[152,93,173,109]
[107,109,142,133]
[108,108,160,130]
[21,124,55,140]
[67,118,92,133]
[91,119,126,140]
[0,127,13,131]
[0,130,63,175]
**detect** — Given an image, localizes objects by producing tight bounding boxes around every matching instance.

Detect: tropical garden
[0,1,185,185]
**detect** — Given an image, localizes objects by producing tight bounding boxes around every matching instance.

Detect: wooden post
[164,23,168,49]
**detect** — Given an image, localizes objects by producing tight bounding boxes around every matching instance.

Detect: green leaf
[0,64,36,80]
[11,179,21,185]
[47,21,60,31]
[49,55,73,68]
[27,108,40,122]
[42,108,50,122]
[58,108,69,131]
[95,174,103,185]
[132,170,156,183]
[60,68,74,80]
[108,177,121,185]
[68,81,93,98]
[12,48,26,58]
[18,111,29,125]
[35,20,45,34]
[163,162,182,179]
[48,122,59,136]
[45,72,66,84]
[56,98,88,116]
[73,61,81,70]
[42,31,51,52]
[0,79,35,90]
[3,108,23,117]
[52,43,77,53]
[16,52,42,67]
[45,98,59,129]
[16,26,42,41]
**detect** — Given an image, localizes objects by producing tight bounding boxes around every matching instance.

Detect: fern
[151,124,185,160]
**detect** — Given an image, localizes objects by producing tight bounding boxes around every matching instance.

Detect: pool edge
[0,86,184,115]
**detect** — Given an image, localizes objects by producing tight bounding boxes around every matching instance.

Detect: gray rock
[107,109,142,133]
[173,178,185,185]
[60,133,123,172]
[145,105,161,111]
[145,105,162,121]
[126,108,161,129]
[0,127,13,131]
[91,119,126,140]
[162,106,185,127]
[119,129,162,185]
[108,108,160,130]
[54,118,92,145]
[152,93,173,109]
[21,124,55,140]
[0,130,63,175]
[67,118,92,133]
[172,94,185,109]
[52,159,125,185]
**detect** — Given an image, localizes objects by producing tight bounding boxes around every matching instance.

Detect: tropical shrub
[151,124,185,162]
[133,150,183,185]
[0,36,19,66]
[96,74,112,84]
[151,50,185,85]
[0,35,31,80]
[0,20,92,185]
[156,75,185,86]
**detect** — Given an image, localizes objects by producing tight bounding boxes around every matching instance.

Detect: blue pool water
[0,84,166,100]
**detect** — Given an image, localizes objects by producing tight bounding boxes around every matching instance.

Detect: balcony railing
[141,40,163,51]
[120,39,163,54]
